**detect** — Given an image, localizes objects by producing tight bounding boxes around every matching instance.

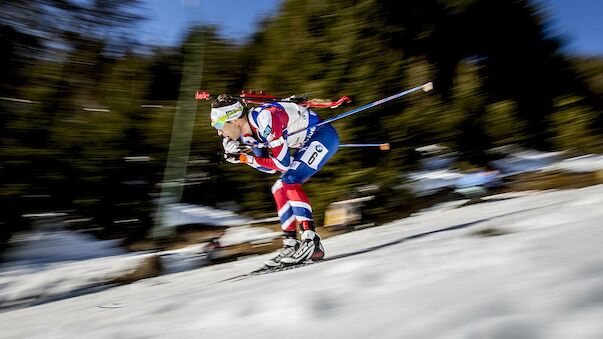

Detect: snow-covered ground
[1,184,603,338]
[0,225,280,310]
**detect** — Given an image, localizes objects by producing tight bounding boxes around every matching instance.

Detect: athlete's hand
[222,138,240,155]
[224,153,255,165]
[224,153,241,164]
[239,153,254,165]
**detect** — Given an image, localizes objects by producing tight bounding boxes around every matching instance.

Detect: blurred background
[1,0,602,252]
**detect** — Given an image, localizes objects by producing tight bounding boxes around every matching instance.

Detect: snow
[454,171,501,188]
[216,225,281,247]
[412,199,470,215]
[1,231,125,265]
[405,169,466,195]
[162,203,258,227]
[0,231,147,309]
[405,168,503,196]
[543,154,603,173]
[2,184,603,338]
[487,147,564,175]
[0,225,279,309]
[407,151,603,196]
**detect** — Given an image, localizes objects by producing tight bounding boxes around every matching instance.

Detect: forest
[1,0,602,248]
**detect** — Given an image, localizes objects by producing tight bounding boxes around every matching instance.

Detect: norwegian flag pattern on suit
[244,103,339,231]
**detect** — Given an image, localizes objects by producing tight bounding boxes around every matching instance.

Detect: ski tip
[422,82,433,92]
[379,143,391,151]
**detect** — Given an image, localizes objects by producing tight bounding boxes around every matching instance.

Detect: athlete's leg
[279,124,339,264]
[271,179,297,237]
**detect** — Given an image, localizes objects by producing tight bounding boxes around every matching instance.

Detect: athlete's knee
[281,174,303,185]
[271,179,283,193]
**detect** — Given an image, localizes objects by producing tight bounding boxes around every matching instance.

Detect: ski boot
[280,229,325,265]
[264,237,300,268]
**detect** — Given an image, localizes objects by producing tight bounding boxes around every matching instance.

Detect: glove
[224,153,255,165]
[239,153,255,165]
[222,138,240,155]
[224,153,240,164]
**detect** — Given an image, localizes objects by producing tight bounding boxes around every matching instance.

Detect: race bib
[300,141,328,170]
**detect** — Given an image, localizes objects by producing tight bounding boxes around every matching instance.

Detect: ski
[195,89,351,109]
[222,260,320,282]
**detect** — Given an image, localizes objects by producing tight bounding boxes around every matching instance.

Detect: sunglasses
[210,115,230,130]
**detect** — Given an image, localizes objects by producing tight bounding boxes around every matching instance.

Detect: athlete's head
[210,94,247,139]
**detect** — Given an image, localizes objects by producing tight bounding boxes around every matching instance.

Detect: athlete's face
[217,119,242,140]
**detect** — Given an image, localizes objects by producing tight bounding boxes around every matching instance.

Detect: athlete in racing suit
[210,95,339,266]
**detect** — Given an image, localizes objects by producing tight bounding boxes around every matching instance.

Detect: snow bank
[0,252,149,309]
[407,151,603,196]
[162,203,256,227]
[543,154,603,173]
[489,150,561,174]
[0,223,280,310]
[217,225,281,247]
[1,231,125,265]
[404,169,465,195]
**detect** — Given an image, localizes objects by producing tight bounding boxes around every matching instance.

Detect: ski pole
[288,82,433,138]
[339,143,391,151]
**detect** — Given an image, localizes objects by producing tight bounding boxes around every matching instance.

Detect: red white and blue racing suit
[240,102,339,233]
